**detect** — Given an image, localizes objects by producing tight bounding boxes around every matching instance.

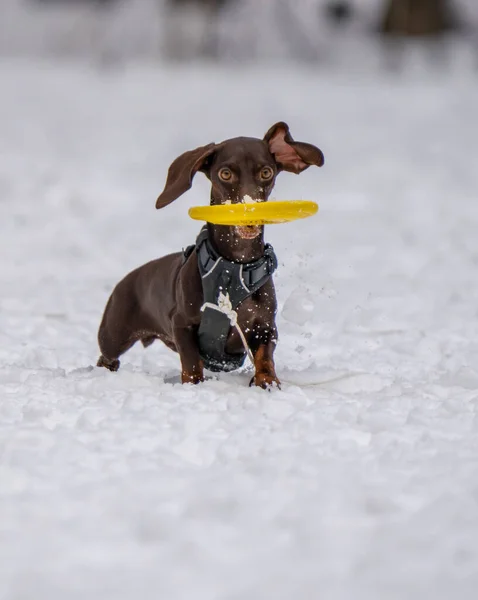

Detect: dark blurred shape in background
[162,0,229,60]
[324,0,353,27]
[380,0,459,37]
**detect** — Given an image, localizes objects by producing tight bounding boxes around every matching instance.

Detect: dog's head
[156,122,324,239]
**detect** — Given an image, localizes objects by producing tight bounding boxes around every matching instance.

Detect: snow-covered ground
[1,57,478,599]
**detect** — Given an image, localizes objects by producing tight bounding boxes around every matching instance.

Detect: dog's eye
[218,168,233,182]
[260,167,274,181]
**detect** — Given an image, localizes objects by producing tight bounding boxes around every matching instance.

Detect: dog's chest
[192,229,277,372]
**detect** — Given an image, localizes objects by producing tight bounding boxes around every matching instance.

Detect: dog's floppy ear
[264,122,324,174]
[156,143,217,209]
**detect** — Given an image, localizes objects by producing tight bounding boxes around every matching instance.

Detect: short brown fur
[97,122,324,388]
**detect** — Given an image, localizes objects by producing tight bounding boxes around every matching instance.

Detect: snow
[1,56,478,599]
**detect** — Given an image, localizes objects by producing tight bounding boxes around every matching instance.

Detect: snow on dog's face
[232,196,263,239]
[155,122,324,242]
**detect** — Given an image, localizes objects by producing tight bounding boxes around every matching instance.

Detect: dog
[97,122,324,388]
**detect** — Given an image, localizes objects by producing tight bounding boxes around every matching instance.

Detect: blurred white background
[0,0,477,64]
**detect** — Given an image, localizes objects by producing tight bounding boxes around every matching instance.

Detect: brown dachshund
[97,122,324,388]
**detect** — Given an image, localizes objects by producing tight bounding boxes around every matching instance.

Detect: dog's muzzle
[235,225,262,239]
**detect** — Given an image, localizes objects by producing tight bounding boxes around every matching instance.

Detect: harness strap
[201,293,255,364]
[196,226,277,307]
[193,226,277,372]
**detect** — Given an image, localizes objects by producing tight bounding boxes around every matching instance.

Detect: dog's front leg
[249,329,281,390]
[173,321,204,384]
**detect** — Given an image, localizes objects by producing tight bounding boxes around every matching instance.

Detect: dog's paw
[97,355,120,372]
[249,373,281,390]
[181,372,205,385]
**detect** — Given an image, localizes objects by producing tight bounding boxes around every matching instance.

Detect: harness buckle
[264,243,278,274]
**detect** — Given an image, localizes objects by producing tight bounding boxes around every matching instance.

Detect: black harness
[184,227,278,373]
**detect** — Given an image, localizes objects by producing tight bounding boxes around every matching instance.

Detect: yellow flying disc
[188,201,318,226]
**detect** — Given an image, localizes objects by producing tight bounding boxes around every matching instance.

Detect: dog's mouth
[234,225,262,240]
